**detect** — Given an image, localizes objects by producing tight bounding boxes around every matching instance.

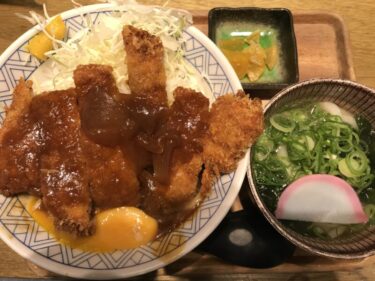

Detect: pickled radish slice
[275,174,368,224]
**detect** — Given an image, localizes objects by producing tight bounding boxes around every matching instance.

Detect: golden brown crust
[73,64,141,209]
[163,155,204,204]
[73,64,119,98]
[0,78,33,142]
[81,136,140,209]
[40,151,93,236]
[0,78,42,197]
[122,25,167,100]
[32,89,93,236]
[203,91,264,173]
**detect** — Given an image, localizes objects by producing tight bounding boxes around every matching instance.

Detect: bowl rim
[247,78,375,259]
[0,3,247,279]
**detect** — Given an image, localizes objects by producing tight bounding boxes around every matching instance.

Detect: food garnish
[20,2,210,104]
[254,102,374,191]
[275,174,368,224]
[26,15,66,60]
[218,29,279,82]
[253,101,375,239]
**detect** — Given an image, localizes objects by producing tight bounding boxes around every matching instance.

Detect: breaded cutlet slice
[73,64,119,98]
[81,134,140,209]
[122,25,167,104]
[31,89,93,236]
[141,87,210,230]
[0,78,33,141]
[203,92,264,173]
[0,79,42,196]
[74,64,140,209]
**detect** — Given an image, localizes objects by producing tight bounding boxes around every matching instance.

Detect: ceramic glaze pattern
[0,7,243,279]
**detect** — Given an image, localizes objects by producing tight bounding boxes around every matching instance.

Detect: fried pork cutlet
[203,91,264,173]
[122,25,169,139]
[74,64,136,145]
[141,154,205,233]
[30,89,93,235]
[74,64,140,209]
[164,91,264,205]
[0,79,41,197]
[122,25,167,105]
[152,87,209,181]
[81,135,140,209]
[74,64,119,97]
[0,25,265,239]
[141,88,210,231]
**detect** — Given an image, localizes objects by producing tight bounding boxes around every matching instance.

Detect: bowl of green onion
[248,79,375,258]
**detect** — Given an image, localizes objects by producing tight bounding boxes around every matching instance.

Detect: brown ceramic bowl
[247,79,375,259]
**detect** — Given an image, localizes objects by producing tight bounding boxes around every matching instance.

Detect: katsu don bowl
[0,2,264,279]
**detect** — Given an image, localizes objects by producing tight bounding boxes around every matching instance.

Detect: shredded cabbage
[23,1,213,104]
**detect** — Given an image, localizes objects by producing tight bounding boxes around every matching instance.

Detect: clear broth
[253,102,375,239]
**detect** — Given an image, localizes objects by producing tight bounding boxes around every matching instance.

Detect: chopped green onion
[346,149,368,175]
[253,102,375,231]
[365,204,375,222]
[270,113,296,133]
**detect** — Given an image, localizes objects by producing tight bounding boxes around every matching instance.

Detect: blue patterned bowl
[0,4,246,279]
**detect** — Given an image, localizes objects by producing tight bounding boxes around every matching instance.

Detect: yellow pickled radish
[221,49,250,79]
[26,33,53,61]
[265,44,278,70]
[27,15,66,60]
[45,16,66,40]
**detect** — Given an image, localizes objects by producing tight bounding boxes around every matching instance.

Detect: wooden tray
[0,10,372,281]
[193,10,356,83]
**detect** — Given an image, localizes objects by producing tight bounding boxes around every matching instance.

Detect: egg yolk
[28,198,158,252]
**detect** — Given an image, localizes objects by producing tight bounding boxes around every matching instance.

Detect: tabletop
[0,0,375,280]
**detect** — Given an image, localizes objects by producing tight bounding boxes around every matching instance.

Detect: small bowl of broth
[247,79,375,258]
[208,7,299,97]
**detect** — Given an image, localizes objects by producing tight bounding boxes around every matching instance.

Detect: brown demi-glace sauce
[0,25,264,240]
[76,69,210,234]
[0,73,210,236]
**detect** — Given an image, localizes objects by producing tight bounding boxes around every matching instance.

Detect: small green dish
[208,7,299,98]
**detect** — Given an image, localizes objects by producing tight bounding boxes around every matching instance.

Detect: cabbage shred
[22,2,211,103]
